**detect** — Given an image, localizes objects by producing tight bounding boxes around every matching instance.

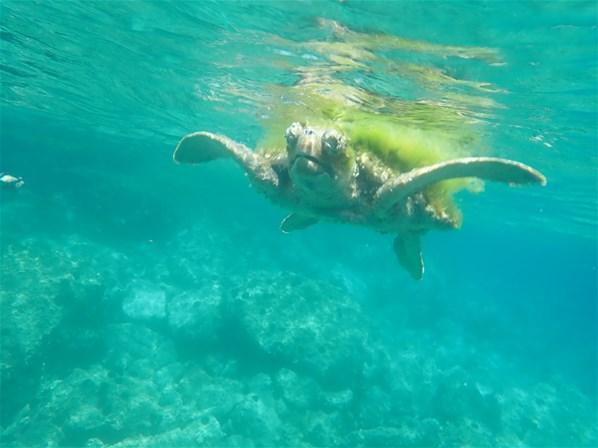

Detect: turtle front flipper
[374,157,546,211]
[173,131,279,190]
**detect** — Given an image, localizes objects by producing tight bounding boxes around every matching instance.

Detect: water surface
[1,1,596,447]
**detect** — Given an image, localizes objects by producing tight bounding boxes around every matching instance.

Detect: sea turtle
[173,122,546,279]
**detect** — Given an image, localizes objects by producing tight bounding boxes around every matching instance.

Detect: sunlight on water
[1,1,596,447]
[2,1,595,238]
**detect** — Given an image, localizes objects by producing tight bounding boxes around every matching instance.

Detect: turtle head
[284,122,355,202]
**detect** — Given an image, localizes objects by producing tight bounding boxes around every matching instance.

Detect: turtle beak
[293,155,324,176]
[287,126,339,178]
[291,154,328,175]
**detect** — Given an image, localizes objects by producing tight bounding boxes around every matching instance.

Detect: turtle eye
[285,122,303,146]
[322,129,346,156]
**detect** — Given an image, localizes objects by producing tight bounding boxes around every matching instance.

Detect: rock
[85,438,106,448]
[225,393,281,443]
[7,360,187,446]
[108,415,225,448]
[499,382,598,447]
[221,434,256,448]
[226,271,388,386]
[162,223,240,288]
[275,368,321,410]
[1,241,66,379]
[167,281,223,344]
[4,367,110,446]
[347,421,439,448]
[439,417,494,447]
[355,385,393,428]
[417,418,441,446]
[323,388,353,411]
[432,368,501,432]
[304,411,345,447]
[103,323,177,377]
[247,373,274,395]
[177,366,244,422]
[121,280,167,322]
[4,229,597,448]
[347,426,407,447]
[0,238,114,426]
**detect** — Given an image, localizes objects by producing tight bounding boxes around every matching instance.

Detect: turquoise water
[1,1,597,447]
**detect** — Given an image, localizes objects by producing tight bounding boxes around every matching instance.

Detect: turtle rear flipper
[280,213,319,233]
[173,131,279,190]
[375,156,546,211]
[394,232,424,280]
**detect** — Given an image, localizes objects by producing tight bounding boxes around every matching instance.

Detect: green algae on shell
[258,90,481,226]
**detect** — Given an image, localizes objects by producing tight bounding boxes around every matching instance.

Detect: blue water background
[1,1,597,446]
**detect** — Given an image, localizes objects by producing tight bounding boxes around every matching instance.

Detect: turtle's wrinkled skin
[278,122,455,232]
[173,123,546,279]
[283,123,356,209]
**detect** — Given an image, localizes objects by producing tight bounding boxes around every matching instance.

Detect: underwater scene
[1,1,597,447]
